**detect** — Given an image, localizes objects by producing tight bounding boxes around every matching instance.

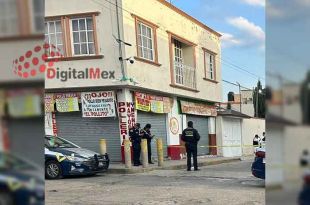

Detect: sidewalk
[107,156,245,174]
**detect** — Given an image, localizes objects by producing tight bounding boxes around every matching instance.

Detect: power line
[90,0,265,81]
[222,79,253,91]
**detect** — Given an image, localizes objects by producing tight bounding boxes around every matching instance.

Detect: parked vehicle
[251,147,265,179]
[298,150,310,205]
[0,151,44,205]
[298,173,310,205]
[45,136,109,179]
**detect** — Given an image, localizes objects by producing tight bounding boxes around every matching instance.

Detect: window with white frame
[205,51,215,80]
[0,0,18,37]
[137,21,154,61]
[44,20,64,55]
[71,17,95,55]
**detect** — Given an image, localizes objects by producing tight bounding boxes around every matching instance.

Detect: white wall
[45,0,124,89]
[283,126,310,188]
[242,118,265,155]
[122,0,222,102]
[266,126,284,187]
[166,97,183,145]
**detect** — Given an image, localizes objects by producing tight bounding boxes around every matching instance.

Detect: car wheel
[0,192,14,205]
[46,160,62,179]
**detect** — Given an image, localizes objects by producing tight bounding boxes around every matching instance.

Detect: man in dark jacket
[181,121,200,171]
[141,124,154,164]
[129,123,142,166]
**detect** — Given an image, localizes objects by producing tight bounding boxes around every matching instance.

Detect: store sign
[163,97,172,113]
[180,101,217,116]
[45,112,57,136]
[54,93,80,101]
[81,91,116,118]
[135,92,172,113]
[150,96,164,113]
[135,92,150,112]
[169,117,179,135]
[7,91,42,117]
[118,102,136,140]
[44,93,55,113]
[56,97,79,112]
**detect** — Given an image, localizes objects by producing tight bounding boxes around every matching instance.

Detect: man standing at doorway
[181,121,201,171]
[129,123,142,166]
[141,124,154,164]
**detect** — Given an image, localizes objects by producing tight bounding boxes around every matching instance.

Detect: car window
[45,136,78,148]
[0,152,36,171]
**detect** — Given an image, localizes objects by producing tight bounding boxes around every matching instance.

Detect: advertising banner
[180,101,217,116]
[163,97,172,113]
[81,91,116,118]
[7,94,42,117]
[45,112,57,136]
[150,96,164,113]
[135,92,172,113]
[135,92,151,112]
[56,97,79,112]
[44,93,55,113]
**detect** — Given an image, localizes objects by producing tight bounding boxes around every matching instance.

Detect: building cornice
[156,0,222,37]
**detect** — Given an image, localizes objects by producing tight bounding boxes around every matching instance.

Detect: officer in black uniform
[181,121,200,171]
[129,123,142,166]
[141,124,154,164]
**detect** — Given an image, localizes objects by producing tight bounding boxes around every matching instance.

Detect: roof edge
[156,0,222,37]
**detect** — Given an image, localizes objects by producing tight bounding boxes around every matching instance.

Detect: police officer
[141,124,154,164]
[181,121,200,171]
[129,123,142,166]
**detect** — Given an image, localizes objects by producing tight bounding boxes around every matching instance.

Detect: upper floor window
[30,0,44,33]
[71,17,95,56]
[204,51,216,80]
[132,14,159,66]
[0,0,18,37]
[137,22,154,61]
[45,20,64,55]
[44,12,100,59]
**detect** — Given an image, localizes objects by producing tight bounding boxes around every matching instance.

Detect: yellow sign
[56,97,79,112]
[135,92,150,112]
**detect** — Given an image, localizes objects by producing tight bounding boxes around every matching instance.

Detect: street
[45,159,265,205]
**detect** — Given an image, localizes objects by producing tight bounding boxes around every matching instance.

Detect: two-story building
[0,0,44,165]
[45,0,222,162]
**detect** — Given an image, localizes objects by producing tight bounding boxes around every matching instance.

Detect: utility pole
[237,82,242,113]
[115,0,126,80]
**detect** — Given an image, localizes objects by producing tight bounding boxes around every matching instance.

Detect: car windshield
[0,152,37,171]
[45,136,78,148]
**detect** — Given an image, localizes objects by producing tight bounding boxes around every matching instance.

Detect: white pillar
[116,88,134,143]
[208,117,216,134]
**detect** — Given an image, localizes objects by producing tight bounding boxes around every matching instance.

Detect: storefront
[1,87,44,165]
[134,92,172,159]
[179,100,217,156]
[45,91,122,162]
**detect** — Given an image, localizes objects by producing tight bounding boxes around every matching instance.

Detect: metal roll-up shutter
[55,112,121,162]
[7,117,44,166]
[137,111,168,159]
[186,115,209,155]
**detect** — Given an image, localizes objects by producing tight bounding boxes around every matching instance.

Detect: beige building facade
[44,0,222,162]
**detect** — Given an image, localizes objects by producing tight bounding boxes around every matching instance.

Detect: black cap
[135,123,141,128]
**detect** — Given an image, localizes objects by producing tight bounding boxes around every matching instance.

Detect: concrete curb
[107,157,241,174]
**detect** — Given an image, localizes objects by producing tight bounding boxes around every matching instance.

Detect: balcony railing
[174,61,197,89]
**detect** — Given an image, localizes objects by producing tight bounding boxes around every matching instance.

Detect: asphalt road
[45,159,265,205]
